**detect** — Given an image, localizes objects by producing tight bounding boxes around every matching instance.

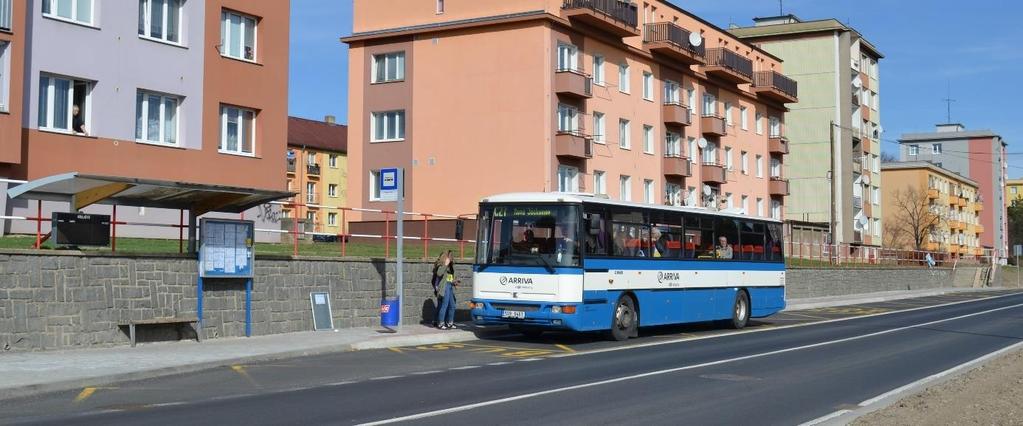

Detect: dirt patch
[853,346,1023,425]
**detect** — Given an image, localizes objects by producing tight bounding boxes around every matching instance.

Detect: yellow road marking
[73,387,97,403]
[388,347,403,354]
[231,365,260,388]
[555,344,576,353]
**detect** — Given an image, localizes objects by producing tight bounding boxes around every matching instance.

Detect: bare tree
[888,186,945,251]
[880,151,898,163]
[882,220,907,249]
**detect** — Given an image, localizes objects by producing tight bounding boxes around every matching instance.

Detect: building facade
[881,161,984,256]
[0,0,289,238]
[285,116,349,236]
[731,15,884,247]
[344,0,796,220]
[898,124,1008,258]
[1006,179,1023,207]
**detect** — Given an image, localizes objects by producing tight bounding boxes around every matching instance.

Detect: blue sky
[289,0,1023,176]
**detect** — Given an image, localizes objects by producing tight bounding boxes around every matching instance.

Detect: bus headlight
[551,305,577,314]
[551,305,561,314]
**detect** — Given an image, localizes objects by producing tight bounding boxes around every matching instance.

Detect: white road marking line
[149,401,188,408]
[518,358,543,362]
[369,375,403,381]
[326,380,358,386]
[548,292,1023,359]
[487,362,511,366]
[358,301,1023,426]
[410,370,442,375]
[799,409,851,426]
[449,366,479,370]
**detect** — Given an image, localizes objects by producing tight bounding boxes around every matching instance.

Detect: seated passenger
[715,236,734,259]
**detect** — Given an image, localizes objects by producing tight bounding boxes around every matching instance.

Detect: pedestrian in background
[434,251,459,329]
[430,252,446,328]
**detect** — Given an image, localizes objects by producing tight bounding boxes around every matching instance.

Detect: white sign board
[1014,244,1022,257]
[379,168,399,202]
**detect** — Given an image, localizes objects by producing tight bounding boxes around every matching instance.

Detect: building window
[725,192,733,209]
[328,212,338,226]
[666,183,681,206]
[770,157,781,178]
[371,52,405,83]
[724,146,733,170]
[741,151,749,174]
[769,116,781,137]
[665,132,681,157]
[1,0,12,30]
[306,152,316,165]
[306,182,316,204]
[644,179,654,204]
[757,198,764,217]
[618,63,630,93]
[741,195,749,213]
[932,143,942,154]
[755,112,763,135]
[306,211,315,223]
[642,72,653,101]
[593,170,606,195]
[740,107,748,131]
[686,186,697,207]
[724,102,733,126]
[557,165,579,192]
[687,88,696,114]
[643,125,654,154]
[702,93,716,116]
[135,90,180,146]
[0,42,8,112]
[328,184,338,198]
[619,175,631,201]
[557,103,579,133]
[557,42,578,72]
[38,74,91,135]
[139,0,183,44]
[328,154,338,168]
[873,218,881,237]
[436,0,444,13]
[369,170,381,201]
[771,199,782,220]
[909,144,919,156]
[42,0,93,25]
[664,80,680,104]
[592,55,605,86]
[220,9,257,61]
[592,111,605,144]
[755,154,763,178]
[872,186,880,205]
[688,137,696,164]
[219,105,256,155]
[619,119,630,149]
[371,110,405,142]
[702,141,717,164]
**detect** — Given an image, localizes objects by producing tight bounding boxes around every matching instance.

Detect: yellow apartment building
[285,116,349,235]
[1006,179,1023,207]
[881,161,984,256]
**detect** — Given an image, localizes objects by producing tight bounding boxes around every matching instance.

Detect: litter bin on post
[380,297,400,327]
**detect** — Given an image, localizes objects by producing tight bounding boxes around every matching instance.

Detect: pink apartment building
[343,0,796,220]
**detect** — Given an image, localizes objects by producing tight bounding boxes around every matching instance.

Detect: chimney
[324,115,336,124]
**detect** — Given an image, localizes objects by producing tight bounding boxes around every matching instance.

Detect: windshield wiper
[534,252,555,274]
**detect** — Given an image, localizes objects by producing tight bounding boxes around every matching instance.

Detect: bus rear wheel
[607,296,637,341]
[729,290,750,329]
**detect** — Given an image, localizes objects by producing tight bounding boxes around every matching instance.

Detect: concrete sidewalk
[0,287,1004,401]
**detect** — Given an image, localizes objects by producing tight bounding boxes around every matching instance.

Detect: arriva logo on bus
[499,276,534,286]
[657,271,681,283]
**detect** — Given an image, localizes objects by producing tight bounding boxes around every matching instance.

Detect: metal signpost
[1015,244,1022,288]
[198,219,256,337]
[379,168,404,328]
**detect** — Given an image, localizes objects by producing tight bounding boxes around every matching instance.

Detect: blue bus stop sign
[379,168,399,201]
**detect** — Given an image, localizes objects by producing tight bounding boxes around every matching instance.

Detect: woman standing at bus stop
[434,251,459,329]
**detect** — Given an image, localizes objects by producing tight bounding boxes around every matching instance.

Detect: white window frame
[618,63,630,94]
[135,90,181,147]
[592,55,605,86]
[370,110,406,142]
[593,170,606,195]
[757,198,765,217]
[328,184,338,198]
[328,212,338,226]
[687,137,697,164]
[436,0,444,14]
[687,88,696,113]
[725,192,734,209]
[643,125,654,154]
[306,182,316,204]
[756,154,764,178]
[665,132,681,157]
[769,116,781,137]
[741,195,749,214]
[771,199,782,220]
[371,52,406,84]
[220,9,258,62]
[740,106,748,131]
[38,74,92,134]
[557,165,579,192]
[139,0,184,45]
[666,183,681,206]
[664,80,680,105]
[369,170,382,201]
[592,111,606,144]
[219,104,256,156]
[644,179,654,204]
[328,154,338,168]
[42,0,94,26]
[724,102,733,126]
[619,119,630,149]
[557,42,578,72]
[932,143,942,154]
[725,146,733,170]
[642,71,653,101]
[770,157,782,178]
[619,175,632,201]
[740,151,749,175]
[872,186,880,205]
[687,186,697,207]
[755,112,763,135]
[0,41,8,112]
[557,103,579,133]
[702,93,716,117]
[909,144,919,156]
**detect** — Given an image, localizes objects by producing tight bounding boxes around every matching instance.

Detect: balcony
[663,102,691,126]
[852,157,863,174]
[701,115,726,136]
[769,178,790,196]
[704,48,753,84]
[555,69,593,99]
[926,188,939,199]
[976,224,985,234]
[663,155,692,177]
[852,196,863,210]
[950,221,964,231]
[287,159,296,174]
[861,104,871,122]
[753,71,798,103]
[554,130,594,160]
[701,162,727,184]
[307,164,321,176]
[562,0,640,38]
[975,203,984,212]
[768,135,789,155]
[644,22,706,65]
[305,194,320,206]
[851,92,860,107]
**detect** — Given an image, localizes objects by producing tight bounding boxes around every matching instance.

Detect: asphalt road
[5,290,1023,425]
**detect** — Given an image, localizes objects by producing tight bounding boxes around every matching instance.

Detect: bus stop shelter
[6,172,294,253]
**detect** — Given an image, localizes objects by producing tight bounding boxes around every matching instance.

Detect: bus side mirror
[455,220,465,241]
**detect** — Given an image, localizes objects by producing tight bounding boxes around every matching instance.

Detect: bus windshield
[476,204,581,268]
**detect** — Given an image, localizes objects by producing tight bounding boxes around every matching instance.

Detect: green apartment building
[731,15,883,247]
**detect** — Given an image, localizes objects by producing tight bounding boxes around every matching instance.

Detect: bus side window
[766,223,784,262]
[584,212,607,256]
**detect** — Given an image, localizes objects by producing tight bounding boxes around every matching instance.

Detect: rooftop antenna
[942,81,956,123]
[779,0,783,15]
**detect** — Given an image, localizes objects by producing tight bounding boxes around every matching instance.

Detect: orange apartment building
[344,0,797,221]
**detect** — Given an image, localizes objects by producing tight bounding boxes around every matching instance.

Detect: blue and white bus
[470,193,785,340]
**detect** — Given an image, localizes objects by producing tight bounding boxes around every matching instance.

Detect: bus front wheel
[729,290,750,329]
[608,296,637,341]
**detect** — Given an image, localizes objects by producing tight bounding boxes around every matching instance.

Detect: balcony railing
[562,0,639,37]
[701,162,727,184]
[704,48,754,83]
[555,129,594,159]
[305,194,320,205]
[769,178,790,196]
[643,22,706,65]
[768,135,789,155]
[307,164,321,176]
[555,68,593,98]
[663,155,691,177]
[662,102,691,126]
[700,115,726,136]
[753,71,798,103]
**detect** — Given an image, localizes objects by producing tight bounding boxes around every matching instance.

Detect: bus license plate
[501,310,525,319]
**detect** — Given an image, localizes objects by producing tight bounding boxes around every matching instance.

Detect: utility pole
[829,121,837,253]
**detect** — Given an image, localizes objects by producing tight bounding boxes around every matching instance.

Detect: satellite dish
[702,185,713,196]
[852,77,862,89]
[697,138,708,149]
[863,175,871,185]
[877,125,885,134]
[858,216,869,226]
[689,32,703,47]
